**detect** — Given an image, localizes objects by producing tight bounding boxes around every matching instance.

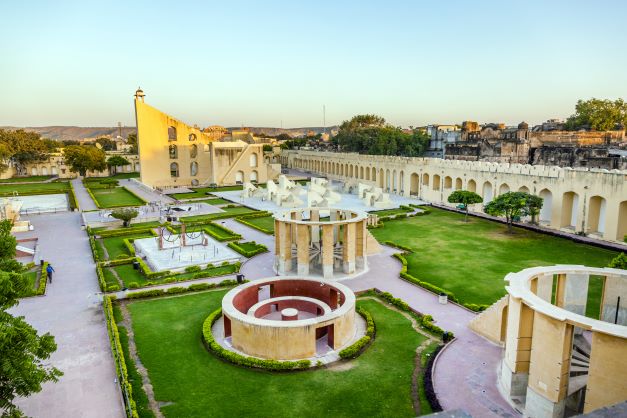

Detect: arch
[190,161,198,176]
[371,167,376,181]
[385,169,391,190]
[41,167,48,175]
[392,170,397,191]
[482,181,493,202]
[31,167,38,175]
[433,174,441,191]
[235,170,245,184]
[410,173,420,196]
[365,167,370,181]
[539,189,553,224]
[399,171,404,192]
[587,196,607,234]
[422,173,430,188]
[455,177,462,190]
[500,304,508,343]
[616,201,627,241]
[467,179,477,193]
[378,169,384,188]
[518,186,530,193]
[250,170,258,182]
[444,176,452,189]
[170,162,179,177]
[561,191,579,228]
[188,133,197,141]
[190,144,198,158]
[169,144,178,159]
[250,153,258,167]
[168,126,177,141]
[359,166,364,179]
[499,183,510,195]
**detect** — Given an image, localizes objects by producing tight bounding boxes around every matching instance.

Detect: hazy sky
[1,0,626,128]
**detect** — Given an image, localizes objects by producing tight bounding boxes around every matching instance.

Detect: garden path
[71,178,98,211]
[120,179,174,204]
[9,212,125,418]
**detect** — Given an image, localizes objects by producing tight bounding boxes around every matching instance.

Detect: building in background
[424,124,461,158]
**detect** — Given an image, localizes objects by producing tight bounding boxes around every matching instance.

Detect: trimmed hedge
[377,291,452,338]
[227,241,268,257]
[386,243,488,312]
[202,308,311,371]
[126,279,242,300]
[88,235,101,262]
[68,181,79,210]
[339,307,375,359]
[35,261,49,296]
[96,226,157,238]
[103,296,139,418]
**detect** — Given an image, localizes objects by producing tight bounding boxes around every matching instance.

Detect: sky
[1,0,626,129]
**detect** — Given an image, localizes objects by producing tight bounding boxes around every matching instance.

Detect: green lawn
[171,185,243,200]
[371,207,413,217]
[126,292,426,417]
[181,206,259,222]
[112,263,238,288]
[89,186,146,208]
[191,198,233,206]
[238,214,275,233]
[0,181,70,196]
[100,232,155,260]
[0,175,53,183]
[371,208,618,309]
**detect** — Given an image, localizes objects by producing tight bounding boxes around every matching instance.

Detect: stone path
[71,178,98,211]
[120,179,174,204]
[235,221,518,417]
[9,212,125,418]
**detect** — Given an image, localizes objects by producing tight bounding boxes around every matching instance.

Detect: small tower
[134,87,145,102]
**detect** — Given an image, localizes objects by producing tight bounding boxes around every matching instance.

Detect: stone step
[568,375,588,396]
[573,335,592,357]
[570,358,590,368]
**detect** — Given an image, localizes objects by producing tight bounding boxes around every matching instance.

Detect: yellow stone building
[133,89,280,189]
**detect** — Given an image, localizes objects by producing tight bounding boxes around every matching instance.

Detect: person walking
[46,263,55,283]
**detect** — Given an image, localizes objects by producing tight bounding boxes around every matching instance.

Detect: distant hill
[1,125,338,141]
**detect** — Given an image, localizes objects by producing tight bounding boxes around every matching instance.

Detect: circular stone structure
[273,207,369,279]
[221,276,357,360]
[495,265,627,418]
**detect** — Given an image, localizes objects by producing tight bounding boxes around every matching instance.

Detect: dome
[518,121,529,130]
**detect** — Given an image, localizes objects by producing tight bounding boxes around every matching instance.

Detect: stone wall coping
[222,276,355,328]
[247,295,331,317]
[273,207,368,225]
[505,265,627,338]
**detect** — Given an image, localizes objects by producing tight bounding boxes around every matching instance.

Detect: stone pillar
[278,221,292,274]
[554,274,566,308]
[584,331,627,413]
[296,224,310,275]
[322,224,334,279]
[274,219,280,271]
[330,210,339,242]
[355,220,366,269]
[600,274,627,326]
[342,222,356,274]
[501,297,534,398]
[525,312,573,418]
[310,209,320,245]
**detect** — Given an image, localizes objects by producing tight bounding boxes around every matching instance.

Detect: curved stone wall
[273,207,369,279]
[222,277,356,360]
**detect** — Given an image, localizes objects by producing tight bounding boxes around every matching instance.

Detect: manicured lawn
[100,232,155,259]
[370,208,618,309]
[171,185,243,200]
[170,222,240,241]
[91,221,162,233]
[238,214,275,233]
[192,198,233,206]
[112,263,239,288]
[0,175,53,183]
[110,172,140,179]
[89,186,145,208]
[181,206,259,222]
[0,181,70,196]
[126,293,425,417]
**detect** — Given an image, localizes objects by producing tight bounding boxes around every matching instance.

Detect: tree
[608,253,627,269]
[447,190,483,222]
[63,145,106,176]
[106,155,130,175]
[0,271,62,416]
[0,129,50,175]
[565,98,627,131]
[0,220,22,273]
[100,178,119,189]
[484,191,542,233]
[262,144,273,152]
[95,137,116,151]
[110,208,139,227]
[525,194,544,225]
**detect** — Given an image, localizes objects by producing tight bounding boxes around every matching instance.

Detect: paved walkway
[9,212,124,418]
[233,220,518,417]
[121,179,174,204]
[71,178,98,211]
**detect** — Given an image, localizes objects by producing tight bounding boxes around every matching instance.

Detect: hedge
[339,307,375,359]
[386,243,488,312]
[35,261,49,296]
[234,212,274,234]
[227,241,268,257]
[103,296,139,418]
[202,223,242,242]
[96,226,157,238]
[89,235,101,262]
[377,291,452,338]
[202,308,311,371]
[68,181,79,210]
[126,279,242,300]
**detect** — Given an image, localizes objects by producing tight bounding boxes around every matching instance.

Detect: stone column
[296,224,310,275]
[600,274,627,326]
[274,219,280,271]
[342,222,356,274]
[310,209,320,245]
[501,297,534,398]
[355,220,366,269]
[278,221,292,274]
[330,210,339,242]
[584,331,627,413]
[525,312,574,418]
[322,224,334,279]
